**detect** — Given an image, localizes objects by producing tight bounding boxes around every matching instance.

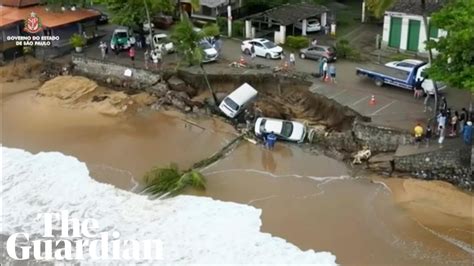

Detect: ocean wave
[1,147,338,264]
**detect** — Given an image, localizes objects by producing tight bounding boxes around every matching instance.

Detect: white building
[381,0,446,54]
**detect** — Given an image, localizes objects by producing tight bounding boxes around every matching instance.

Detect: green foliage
[426,0,474,91]
[143,164,206,197]
[69,33,86,47]
[335,38,361,61]
[216,17,227,33]
[286,36,310,49]
[366,0,395,18]
[170,15,218,66]
[232,20,244,37]
[99,0,174,28]
[202,23,220,37]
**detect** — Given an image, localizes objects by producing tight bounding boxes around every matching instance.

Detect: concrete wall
[72,55,161,89]
[352,122,413,152]
[394,146,472,189]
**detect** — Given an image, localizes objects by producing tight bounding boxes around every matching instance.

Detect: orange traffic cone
[369,95,376,105]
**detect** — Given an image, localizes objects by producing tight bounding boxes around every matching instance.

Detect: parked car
[219,83,258,118]
[152,33,174,54]
[110,28,135,51]
[299,45,336,61]
[152,14,174,29]
[254,117,306,143]
[385,59,425,72]
[199,40,218,63]
[241,38,283,59]
[295,18,321,32]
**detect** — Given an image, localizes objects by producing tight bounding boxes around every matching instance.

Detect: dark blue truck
[356,62,445,93]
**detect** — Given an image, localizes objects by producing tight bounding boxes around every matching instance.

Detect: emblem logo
[24,12,42,34]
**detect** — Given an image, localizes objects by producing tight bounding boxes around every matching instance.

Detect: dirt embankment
[37,76,156,116]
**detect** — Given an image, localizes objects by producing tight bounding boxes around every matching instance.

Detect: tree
[426,0,474,91]
[99,0,174,28]
[143,163,206,198]
[170,15,219,105]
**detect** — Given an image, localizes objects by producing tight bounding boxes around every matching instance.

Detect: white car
[152,33,174,54]
[385,59,425,72]
[241,38,283,59]
[199,40,218,63]
[254,117,306,143]
[295,18,322,32]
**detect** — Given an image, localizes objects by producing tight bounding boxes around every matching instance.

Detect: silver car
[299,45,336,62]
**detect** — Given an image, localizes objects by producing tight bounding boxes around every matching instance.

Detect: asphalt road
[87,24,473,131]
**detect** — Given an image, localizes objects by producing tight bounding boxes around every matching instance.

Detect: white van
[219,83,258,118]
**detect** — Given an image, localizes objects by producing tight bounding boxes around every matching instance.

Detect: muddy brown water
[1,84,473,265]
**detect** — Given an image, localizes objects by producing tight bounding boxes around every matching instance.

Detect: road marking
[371,100,397,115]
[350,95,370,106]
[329,89,347,99]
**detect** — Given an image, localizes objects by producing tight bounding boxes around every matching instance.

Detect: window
[280,122,294,138]
[429,24,438,38]
[224,98,239,111]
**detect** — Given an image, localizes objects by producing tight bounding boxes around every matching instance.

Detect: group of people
[317,57,336,83]
[414,97,473,147]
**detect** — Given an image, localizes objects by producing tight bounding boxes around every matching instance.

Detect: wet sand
[1,84,473,265]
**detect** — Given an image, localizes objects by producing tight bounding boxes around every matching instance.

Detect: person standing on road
[437,111,447,135]
[414,123,423,148]
[450,111,459,136]
[311,38,318,47]
[128,46,136,66]
[151,50,159,70]
[144,49,150,69]
[440,96,448,112]
[438,125,445,147]
[413,78,424,99]
[250,44,256,61]
[459,108,468,133]
[425,125,432,147]
[463,121,473,145]
[329,64,336,83]
[322,60,328,81]
[99,41,107,60]
[289,52,296,67]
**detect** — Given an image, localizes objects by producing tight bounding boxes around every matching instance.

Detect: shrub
[216,17,227,33]
[69,33,86,48]
[286,36,310,49]
[336,38,362,61]
[202,23,220,37]
[232,20,244,37]
[389,53,413,61]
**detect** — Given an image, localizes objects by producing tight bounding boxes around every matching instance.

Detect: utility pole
[227,5,232,37]
[143,0,154,51]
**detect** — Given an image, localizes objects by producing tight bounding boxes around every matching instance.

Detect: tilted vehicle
[219,83,258,118]
[254,117,306,143]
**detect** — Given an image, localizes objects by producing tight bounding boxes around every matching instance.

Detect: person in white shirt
[322,60,328,81]
[289,53,296,66]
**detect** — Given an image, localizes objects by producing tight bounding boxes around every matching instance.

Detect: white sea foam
[1,147,338,264]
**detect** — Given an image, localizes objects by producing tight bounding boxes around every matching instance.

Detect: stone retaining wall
[72,55,161,89]
[394,146,472,189]
[352,122,414,152]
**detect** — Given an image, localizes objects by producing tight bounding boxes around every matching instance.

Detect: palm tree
[170,15,219,106]
[366,0,439,115]
[143,163,206,198]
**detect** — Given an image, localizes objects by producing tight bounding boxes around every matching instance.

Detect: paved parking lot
[86,25,472,131]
